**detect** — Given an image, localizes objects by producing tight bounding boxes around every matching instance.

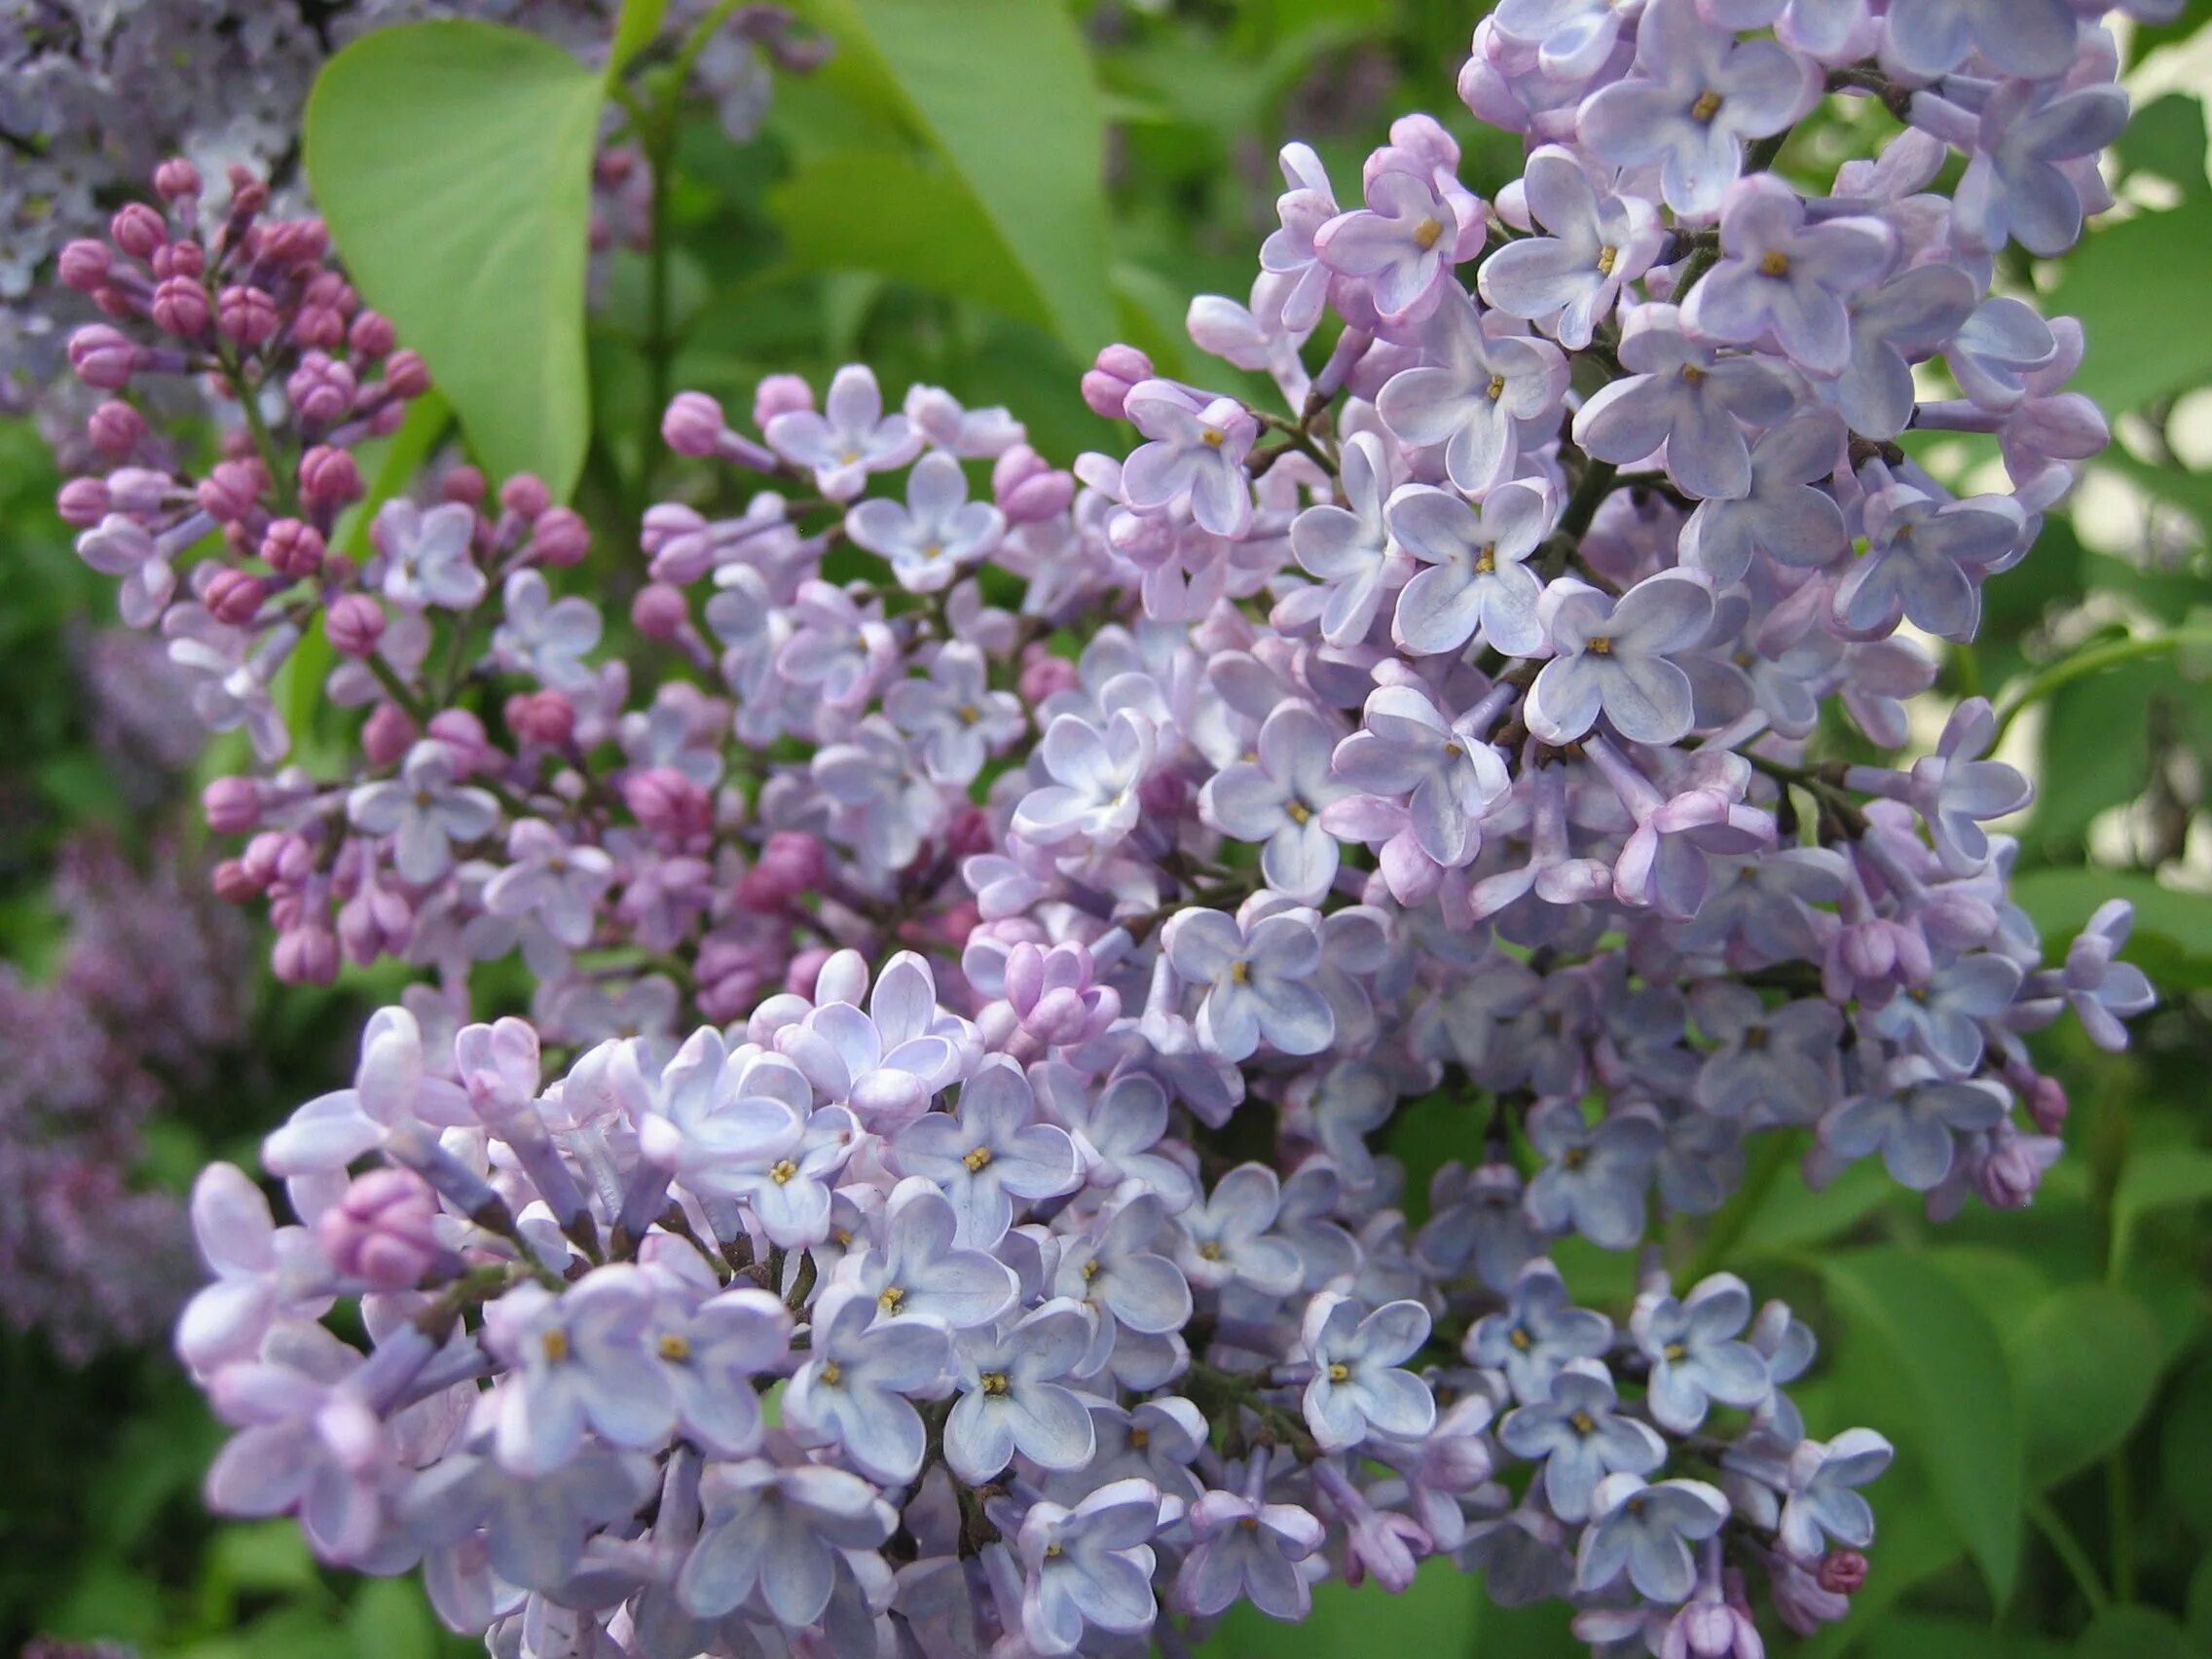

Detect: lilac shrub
[53,0,2176,1652]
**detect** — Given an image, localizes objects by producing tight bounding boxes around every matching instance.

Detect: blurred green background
[3,2,2211,1656]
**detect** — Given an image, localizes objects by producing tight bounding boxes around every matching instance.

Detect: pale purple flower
[810,714,945,875]
[1289,429,1405,647]
[945,1298,1097,1482]
[1904,697,2034,875]
[1469,1256,1613,1405]
[1527,571,1714,747]
[1499,1359,1667,1520]
[1119,380,1258,537]
[1200,702,1348,903]
[1176,1162,1305,1297]
[1572,305,1795,500]
[1576,1474,1730,1603]
[77,512,178,627]
[1333,680,1511,866]
[845,451,1007,593]
[163,607,297,762]
[1867,952,2022,1077]
[1833,483,2023,642]
[1493,0,1641,81]
[175,1161,335,1376]
[1886,0,2080,81]
[1161,905,1335,1062]
[1480,145,1664,349]
[763,364,924,499]
[1043,1068,1198,1211]
[1836,263,1979,441]
[1300,1292,1436,1450]
[2062,901,2157,1051]
[1524,1100,1663,1248]
[483,820,613,949]
[1678,413,1848,582]
[1682,176,1894,376]
[1777,1429,1891,1558]
[1013,709,1160,855]
[783,1286,951,1484]
[1015,1478,1161,1656]
[1377,284,1569,494]
[1691,985,1841,1122]
[1820,1072,2010,1190]
[1577,0,1814,218]
[842,1177,1017,1329]
[884,642,1024,784]
[1954,77,2130,258]
[889,1056,1078,1246]
[1260,141,1341,333]
[767,949,968,1127]
[403,1441,655,1595]
[376,499,485,610]
[1315,166,1465,322]
[1177,1485,1327,1619]
[1633,1272,1771,1432]
[492,569,601,690]
[482,1268,677,1475]
[1387,478,1552,657]
[651,1288,792,1456]
[675,1456,896,1624]
[348,741,501,886]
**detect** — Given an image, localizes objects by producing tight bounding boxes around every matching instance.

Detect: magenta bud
[298,445,364,507]
[203,776,263,834]
[500,474,552,519]
[528,506,587,567]
[1018,650,1080,704]
[110,203,166,258]
[382,349,431,400]
[624,766,712,840]
[154,240,205,280]
[753,372,814,427]
[151,275,211,337]
[205,569,269,626]
[216,284,280,348]
[349,311,397,357]
[738,830,826,909]
[242,830,303,885]
[631,582,691,640]
[1817,1552,1867,1596]
[945,804,997,859]
[426,710,491,773]
[325,593,387,658]
[87,400,146,458]
[1080,344,1154,420]
[290,305,346,350]
[263,217,329,266]
[196,460,263,524]
[316,1168,445,1291]
[227,166,269,217]
[663,391,729,457]
[260,517,325,580]
[361,701,416,765]
[505,688,575,747]
[2027,1073,2069,1133]
[68,324,137,389]
[274,926,340,986]
[440,465,487,506]
[56,477,110,527]
[154,158,203,201]
[56,240,111,293]
[997,460,1075,523]
[285,351,356,424]
[211,858,263,903]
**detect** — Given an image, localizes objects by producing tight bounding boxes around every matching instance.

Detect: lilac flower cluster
[54,0,2170,1651]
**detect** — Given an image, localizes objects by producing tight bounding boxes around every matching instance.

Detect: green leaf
[2076,1605,2197,1659]
[349,1576,439,1659]
[608,0,669,76]
[208,1519,319,1595]
[1819,1247,2022,1604]
[1195,1556,1483,1657]
[798,0,1115,357]
[769,151,1053,330]
[2113,1147,2212,1275]
[2119,92,2210,199]
[2046,191,2212,413]
[2008,1284,2163,1487]
[305,22,604,496]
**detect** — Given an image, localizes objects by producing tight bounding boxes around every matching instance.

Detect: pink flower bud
[500,474,552,519]
[286,351,356,424]
[1019,648,1079,704]
[149,274,211,336]
[154,239,205,279]
[382,349,431,400]
[298,445,363,508]
[325,593,387,657]
[260,517,325,579]
[211,858,264,903]
[88,400,146,458]
[242,830,303,885]
[360,701,416,765]
[625,765,712,841]
[203,775,262,834]
[56,240,111,293]
[440,465,486,506]
[505,688,575,747]
[196,460,263,524]
[2026,1073,2068,1133]
[68,324,137,389]
[737,830,826,909]
[204,569,269,626]
[631,582,691,640]
[663,391,729,457]
[290,304,347,351]
[262,217,329,266]
[155,158,203,201]
[1817,1551,1867,1596]
[109,203,166,259]
[274,925,340,986]
[316,1168,446,1291]
[995,445,1075,523]
[216,284,280,347]
[1080,343,1154,420]
[56,477,110,527]
[227,167,269,217]
[753,373,814,427]
[528,506,588,567]
[349,311,397,357]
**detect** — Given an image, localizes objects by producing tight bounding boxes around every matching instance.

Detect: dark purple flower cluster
[49,1,2175,1653]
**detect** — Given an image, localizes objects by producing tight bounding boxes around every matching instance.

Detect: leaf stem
[2026,1494,2110,1613]
[1990,629,2212,749]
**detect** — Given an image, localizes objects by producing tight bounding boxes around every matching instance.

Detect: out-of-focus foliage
[1,2,2209,1655]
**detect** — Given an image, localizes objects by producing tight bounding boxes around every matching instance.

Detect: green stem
[1683,1130,1796,1284]
[365,650,431,724]
[219,342,302,517]
[1541,453,1618,579]
[2026,1495,2110,1613]
[1991,629,2212,749]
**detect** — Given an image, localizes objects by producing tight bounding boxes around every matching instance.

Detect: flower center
[1760,248,1791,277]
[1563,1145,1592,1169]
[1198,1239,1224,1261]
[1328,1362,1352,1382]
[1413,216,1445,251]
[1230,960,1252,984]
[920,541,944,560]
[769,1158,799,1184]
[1045,1541,1064,1558]
[1745,1026,1769,1051]
[540,1330,569,1363]
[980,1370,1011,1396]
[1679,363,1708,386]
[963,1145,995,1172]
[1487,373,1507,402]
[820,1358,843,1386]
[1665,1341,1690,1363]
[1200,426,1226,448]
[658,1332,690,1362]
[1510,1325,1533,1351]
[1597,244,1620,276]
[1569,1409,1597,1434]
[958,703,982,724]
[1690,90,1724,124]
[1285,798,1311,826]
[1128,1426,1150,1449]
[878,1285,906,1314]
[1586,636,1613,656]
[1475,543,1496,574]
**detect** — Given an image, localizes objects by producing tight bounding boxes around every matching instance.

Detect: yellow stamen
[878,1285,906,1314]
[1198,1240,1224,1262]
[1328,1362,1352,1382]
[1569,1410,1597,1434]
[1597,245,1620,276]
[1759,248,1790,277]
[1475,544,1497,575]
[1487,373,1508,402]
[657,1332,690,1362]
[980,1370,1011,1396]
[821,1358,843,1386]
[769,1158,799,1185]
[1690,91,1723,124]
[1200,427,1226,448]
[963,1145,994,1172]
[1230,960,1252,985]
[1587,636,1613,656]
[540,1330,569,1363]
[1285,799,1312,826]
[1413,216,1445,251]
